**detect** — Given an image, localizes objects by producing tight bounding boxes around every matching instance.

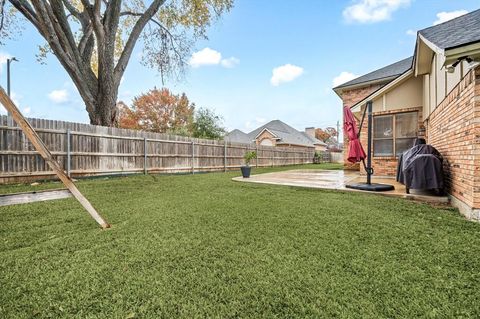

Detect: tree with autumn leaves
[118,88,225,139]
[315,127,338,143]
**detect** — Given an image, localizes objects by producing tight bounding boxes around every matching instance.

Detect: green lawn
[1,163,480,318]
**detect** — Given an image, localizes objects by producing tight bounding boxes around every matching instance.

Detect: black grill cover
[396,144,444,190]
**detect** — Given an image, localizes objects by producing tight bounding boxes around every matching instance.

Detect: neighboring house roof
[333,56,413,91]
[419,9,480,50]
[301,132,325,146]
[225,120,327,148]
[224,129,252,144]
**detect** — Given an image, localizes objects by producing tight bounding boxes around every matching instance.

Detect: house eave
[415,34,441,76]
[444,41,480,65]
[333,76,397,97]
[351,69,414,113]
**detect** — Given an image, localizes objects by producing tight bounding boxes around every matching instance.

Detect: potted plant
[241,151,257,178]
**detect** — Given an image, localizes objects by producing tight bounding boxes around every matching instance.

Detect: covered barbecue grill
[396,138,444,194]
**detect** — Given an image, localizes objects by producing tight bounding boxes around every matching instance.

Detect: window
[373,112,418,157]
[260,139,273,146]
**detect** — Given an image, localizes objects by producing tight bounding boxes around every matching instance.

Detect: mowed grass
[1,164,480,318]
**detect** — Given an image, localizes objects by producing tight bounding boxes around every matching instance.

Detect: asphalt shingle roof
[333,56,413,90]
[224,129,252,144]
[225,120,326,148]
[419,9,480,50]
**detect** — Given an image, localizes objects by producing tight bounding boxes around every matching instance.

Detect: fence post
[224,140,227,172]
[272,149,274,167]
[66,129,71,177]
[144,137,148,175]
[191,141,195,174]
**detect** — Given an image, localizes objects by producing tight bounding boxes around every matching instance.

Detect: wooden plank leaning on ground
[0,87,110,229]
[0,189,72,207]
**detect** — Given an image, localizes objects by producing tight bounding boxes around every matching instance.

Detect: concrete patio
[232,169,449,204]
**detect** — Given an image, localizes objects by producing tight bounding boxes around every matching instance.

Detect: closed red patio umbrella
[344,101,394,192]
[343,106,366,163]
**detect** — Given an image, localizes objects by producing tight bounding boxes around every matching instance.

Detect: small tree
[315,127,338,143]
[118,88,194,133]
[191,107,225,139]
[243,151,257,166]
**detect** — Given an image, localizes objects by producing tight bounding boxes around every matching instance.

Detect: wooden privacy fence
[0,115,315,184]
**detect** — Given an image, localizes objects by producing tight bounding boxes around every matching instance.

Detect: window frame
[372,111,418,158]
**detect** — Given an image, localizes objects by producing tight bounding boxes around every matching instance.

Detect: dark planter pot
[241,166,251,178]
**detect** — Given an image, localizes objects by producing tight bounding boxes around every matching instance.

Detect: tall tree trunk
[89,78,119,126]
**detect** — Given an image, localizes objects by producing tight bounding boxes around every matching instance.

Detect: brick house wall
[342,83,385,170]
[427,67,480,211]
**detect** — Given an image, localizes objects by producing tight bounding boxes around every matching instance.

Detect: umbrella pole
[346,100,394,192]
[366,101,373,185]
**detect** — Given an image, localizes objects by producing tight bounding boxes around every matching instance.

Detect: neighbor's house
[334,9,480,219]
[225,120,327,151]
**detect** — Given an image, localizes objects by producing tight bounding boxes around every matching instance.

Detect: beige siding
[424,54,470,119]
[422,74,430,120]
[371,75,423,113]
[429,56,437,113]
[446,62,461,93]
[436,54,446,107]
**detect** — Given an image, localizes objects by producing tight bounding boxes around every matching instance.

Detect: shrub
[244,151,257,166]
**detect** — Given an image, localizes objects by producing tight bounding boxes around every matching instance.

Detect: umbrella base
[346,183,394,192]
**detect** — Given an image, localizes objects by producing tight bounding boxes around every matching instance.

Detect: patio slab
[232,169,449,204]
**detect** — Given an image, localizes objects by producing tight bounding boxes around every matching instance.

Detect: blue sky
[0,0,479,134]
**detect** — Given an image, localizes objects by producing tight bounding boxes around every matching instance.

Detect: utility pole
[7,57,18,97]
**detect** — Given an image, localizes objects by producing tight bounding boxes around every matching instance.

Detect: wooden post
[256,145,258,168]
[224,141,227,172]
[66,129,71,177]
[143,137,148,175]
[191,141,195,174]
[0,87,110,229]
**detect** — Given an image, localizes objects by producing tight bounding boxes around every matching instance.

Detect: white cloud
[23,107,31,114]
[343,0,411,24]
[332,71,358,87]
[406,29,416,36]
[189,48,222,67]
[433,10,468,25]
[48,89,69,104]
[189,48,239,68]
[220,57,240,68]
[270,64,304,86]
